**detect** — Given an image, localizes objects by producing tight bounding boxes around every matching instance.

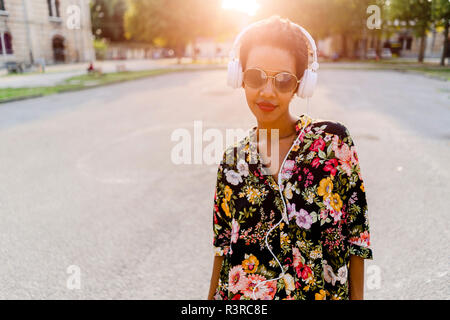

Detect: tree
[390,0,432,63]
[431,0,450,66]
[124,0,226,63]
[91,0,128,41]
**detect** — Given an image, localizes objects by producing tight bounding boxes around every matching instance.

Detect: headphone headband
[228,19,319,72]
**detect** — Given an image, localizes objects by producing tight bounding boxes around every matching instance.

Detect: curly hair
[239,15,309,82]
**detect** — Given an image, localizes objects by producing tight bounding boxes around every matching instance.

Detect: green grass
[0,68,196,103]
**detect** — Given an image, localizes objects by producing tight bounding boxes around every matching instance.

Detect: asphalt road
[0,68,449,299]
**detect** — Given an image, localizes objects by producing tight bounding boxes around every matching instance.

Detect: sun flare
[221,0,260,16]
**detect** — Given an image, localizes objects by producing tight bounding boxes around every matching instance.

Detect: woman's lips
[256,102,277,112]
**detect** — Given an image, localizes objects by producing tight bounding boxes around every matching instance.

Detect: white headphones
[227,19,319,99]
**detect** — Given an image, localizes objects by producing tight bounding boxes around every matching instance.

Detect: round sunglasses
[243,68,301,93]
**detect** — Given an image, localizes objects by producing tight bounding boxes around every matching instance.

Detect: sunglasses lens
[243,69,266,88]
[275,73,297,92]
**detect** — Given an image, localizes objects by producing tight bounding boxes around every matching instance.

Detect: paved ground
[0,67,448,299]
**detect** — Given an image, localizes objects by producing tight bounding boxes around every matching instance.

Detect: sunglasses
[243,68,301,93]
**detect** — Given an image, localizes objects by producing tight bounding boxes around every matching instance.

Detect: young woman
[208,16,373,300]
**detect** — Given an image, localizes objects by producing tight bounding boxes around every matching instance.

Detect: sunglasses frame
[243,67,301,93]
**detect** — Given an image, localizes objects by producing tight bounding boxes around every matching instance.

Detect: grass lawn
[0,67,208,103]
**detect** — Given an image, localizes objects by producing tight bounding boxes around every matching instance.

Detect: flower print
[224,185,232,202]
[283,273,296,296]
[225,169,243,186]
[287,202,297,219]
[284,160,295,171]
[349,230,371,248]
[221,199,231,218]
[292,247,304,268]
[329,208,342,223]
[350,145,359,166]
[288,205,312,229]
[213,116,372,301]
[333,140,353,176]
[228,265,249,294]
[310,138,326,152]
[311,157,321,168]
[242,254,259,273]
[283,182,293,199]
[310,249,322,260]
[323,261,337,286]
[231,219,240,244]
[262,280,277,300]
[243,274,267,299]
[280,231,291,247]
[323,159,338,176]
[300,265,313,281]
[295,209,313,229]
[317,177,333,198]
[319,209,329,221]
[324,133,332,142]
[337,265,348,285]
[237,159,249,177]
[334,141,351,161]
[329,193,343,212]
[243,185,268,205]
[315,289,327,300]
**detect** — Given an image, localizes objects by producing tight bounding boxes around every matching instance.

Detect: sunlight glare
[221,0,260,16]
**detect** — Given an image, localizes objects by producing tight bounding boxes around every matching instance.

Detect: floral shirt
[212,114,373,300]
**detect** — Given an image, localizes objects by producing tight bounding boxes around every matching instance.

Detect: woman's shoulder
[309,117,351,139]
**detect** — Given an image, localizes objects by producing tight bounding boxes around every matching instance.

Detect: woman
[208,16,373,300]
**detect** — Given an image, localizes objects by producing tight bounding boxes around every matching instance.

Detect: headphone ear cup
[237,62,243,88]
[297,69,308,98]
[227,60,236,88]
[227,59,243,89]
[297,69,317,98]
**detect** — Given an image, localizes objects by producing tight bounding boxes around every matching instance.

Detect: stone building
[0,0,95,68]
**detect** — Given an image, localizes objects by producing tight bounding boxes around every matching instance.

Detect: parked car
[366,48,377,60]
[381,48,392,59]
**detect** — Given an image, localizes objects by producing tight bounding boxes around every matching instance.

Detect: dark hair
[239,15,309,82]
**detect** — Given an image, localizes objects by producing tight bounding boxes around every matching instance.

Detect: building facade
[0,0,95,67]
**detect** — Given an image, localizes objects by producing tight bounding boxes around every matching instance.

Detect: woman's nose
[260,77,276,96]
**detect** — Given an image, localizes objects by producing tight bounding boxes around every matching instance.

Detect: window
[48,0,60,18]
[0,32,13,55]
[0,0,5,11]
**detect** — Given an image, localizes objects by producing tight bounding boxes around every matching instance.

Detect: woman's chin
[250,106,283,123]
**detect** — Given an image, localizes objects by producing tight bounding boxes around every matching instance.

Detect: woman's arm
[207,256,225,300]
[348,255,365,300]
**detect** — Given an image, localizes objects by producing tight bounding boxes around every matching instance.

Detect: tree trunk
[341,34,347,58]
[441,19,449,66]
[192,37,198,63]
[418,33,426,63]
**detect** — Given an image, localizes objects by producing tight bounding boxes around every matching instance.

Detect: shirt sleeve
[342,128,373,260]
[212,150,232,257]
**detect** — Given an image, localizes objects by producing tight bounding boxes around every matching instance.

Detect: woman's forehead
[245,45,296,74]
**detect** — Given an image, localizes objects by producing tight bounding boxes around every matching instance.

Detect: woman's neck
[256,113,298,140]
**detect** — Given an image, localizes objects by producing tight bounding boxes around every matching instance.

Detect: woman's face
[242,45,298,124]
